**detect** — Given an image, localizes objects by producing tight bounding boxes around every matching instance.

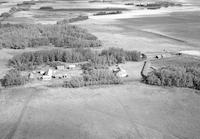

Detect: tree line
[8,48,146,71]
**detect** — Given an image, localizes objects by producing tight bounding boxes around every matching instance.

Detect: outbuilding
[28,73,35,79]
[56,65,65,70]
[46,69,53,77]
[67,64,76,69]
[116,69,128,78]
[42,75,51,81]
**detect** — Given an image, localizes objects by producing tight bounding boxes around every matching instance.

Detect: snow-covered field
[179,50,200,56]
[90,5,200,20]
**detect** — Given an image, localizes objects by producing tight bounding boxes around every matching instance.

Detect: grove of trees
[0,23,101,49]
[63,69,122,88]
[144,66,200,90]
[1,69,28,87]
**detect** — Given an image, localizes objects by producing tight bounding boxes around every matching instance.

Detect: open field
[118,11,200,48]
[1,0,131,24]
[73,9,200,55]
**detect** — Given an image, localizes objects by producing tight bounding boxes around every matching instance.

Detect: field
[1,0,200,139]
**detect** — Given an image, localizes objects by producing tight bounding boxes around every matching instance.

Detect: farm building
[56,65,65,70]
[28,73,34,79]
[45,69,53,76]
[38,70,45,75]
[116,69,128,78]
[112,65,128,78]
[42,75,51,81]
[53,73,70,79]
[67,64,76,69]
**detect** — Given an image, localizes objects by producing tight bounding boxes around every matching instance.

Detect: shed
[68,64,76,69]
[28,73,34,79]
[42,75,51,81]
[56,65,65,70]
[116,69,128,78]
[38,70,45,75]
[63,74,71,79]
[46,69,53,77]
[54,74,63,79]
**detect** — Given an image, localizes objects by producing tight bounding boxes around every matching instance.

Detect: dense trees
[9,48,146,71]
[63,69,122,88]
[1,69,28,87]
[144,66,200,90]
[0,12,10,18]
[100,47,146,63]
[0,23,101,49]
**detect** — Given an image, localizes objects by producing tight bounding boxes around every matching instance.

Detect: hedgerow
[57,15,88,24]
[0,23,101,49]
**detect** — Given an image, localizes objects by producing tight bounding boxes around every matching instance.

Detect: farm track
[2,87,39,139]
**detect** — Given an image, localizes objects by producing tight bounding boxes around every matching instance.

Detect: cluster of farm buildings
[28,64,81,81]
[27,63,128,81]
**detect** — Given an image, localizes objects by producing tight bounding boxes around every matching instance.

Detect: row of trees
[57,15,88,24]
[63,69,122,88]
[100,47,146,63]
[0,23,101,49]
[9,48,146,71]
[144,66,200,90]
